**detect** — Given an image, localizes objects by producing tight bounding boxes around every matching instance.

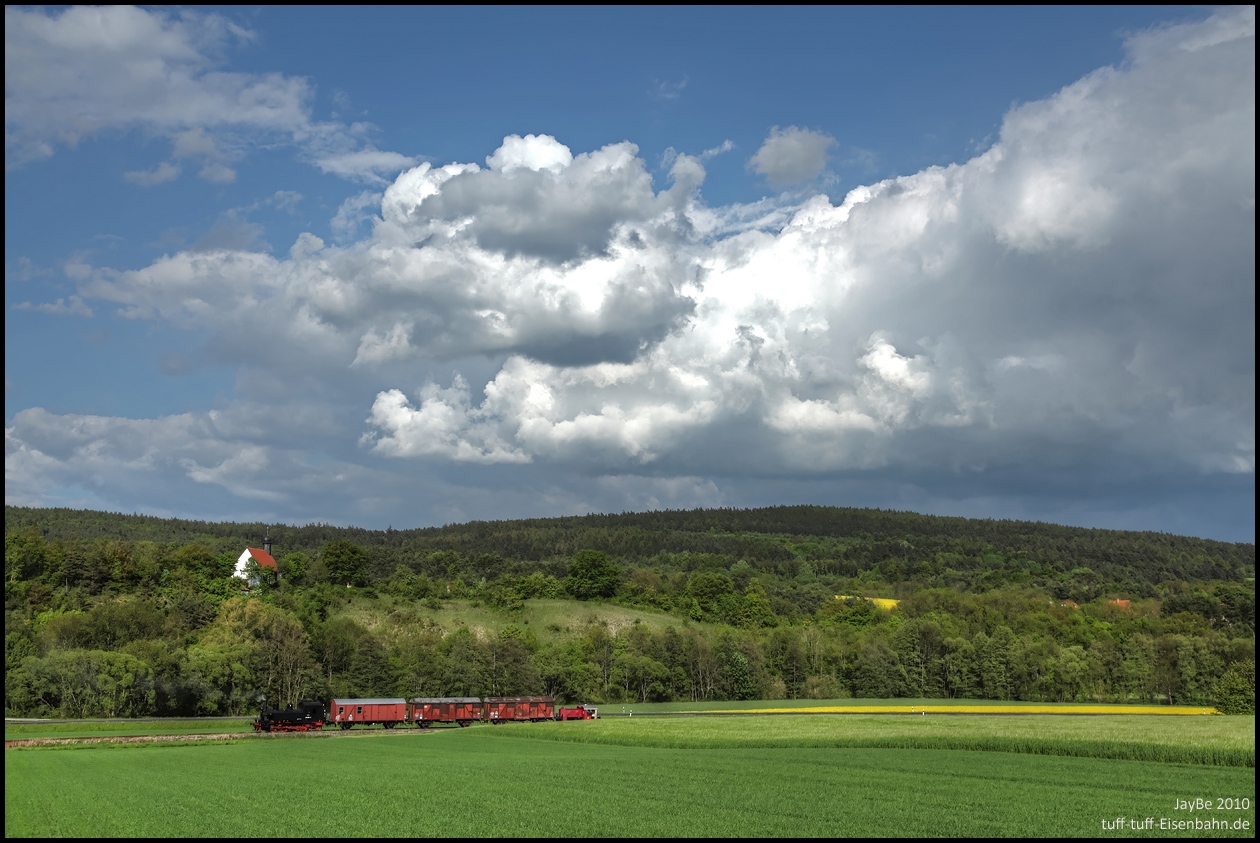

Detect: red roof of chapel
[245,547,278,569]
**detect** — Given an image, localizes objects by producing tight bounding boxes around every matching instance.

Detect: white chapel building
[233,530,279,584]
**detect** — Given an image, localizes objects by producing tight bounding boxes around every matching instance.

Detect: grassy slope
[6,729,1255,837]
[338,596,710,644]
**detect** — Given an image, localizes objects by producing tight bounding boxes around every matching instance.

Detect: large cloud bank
[6,8,1255,533]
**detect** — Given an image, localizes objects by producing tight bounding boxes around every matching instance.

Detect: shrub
[1214,660,1255,715]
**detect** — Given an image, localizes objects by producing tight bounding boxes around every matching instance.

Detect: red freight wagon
[408,697,481,728]
[485,696,555,723]
[330,698,407,729]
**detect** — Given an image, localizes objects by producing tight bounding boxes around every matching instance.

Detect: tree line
[8,505,1252,589]
[4,508,1254,718]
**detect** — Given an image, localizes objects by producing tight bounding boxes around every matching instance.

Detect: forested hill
[6,504,1253,589]
[6,505,1255,717]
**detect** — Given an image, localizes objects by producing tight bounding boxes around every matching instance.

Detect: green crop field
[4,719,255,742]
[610,697,1220,713]
[488,712,1255,766]
[6,720,1255,837]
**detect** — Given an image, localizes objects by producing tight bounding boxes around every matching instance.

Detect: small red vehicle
[330,697,408,729]
[555,704,599,721]
[409,697,481,728]
[485,696,555,723]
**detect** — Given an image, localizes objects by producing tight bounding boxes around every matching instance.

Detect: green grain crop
[5,730,1255,837]
[4,719,255,742]
[617,697,1207,712]
[485,713,1256,766]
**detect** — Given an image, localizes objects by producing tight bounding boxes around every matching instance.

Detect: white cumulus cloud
[4,6,306,163]
[123,161,181,186]
[5,6,413,182]
[11,295,94,317]
[486,133,574,174]
[748,126,836,187]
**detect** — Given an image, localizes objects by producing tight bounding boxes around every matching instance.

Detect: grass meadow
[6,716,1255,837]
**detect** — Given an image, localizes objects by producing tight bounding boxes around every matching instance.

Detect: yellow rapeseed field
[711,703,1218,715]
[834,595,900,609]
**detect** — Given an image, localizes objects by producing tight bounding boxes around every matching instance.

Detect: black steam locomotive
[255,700,328,732]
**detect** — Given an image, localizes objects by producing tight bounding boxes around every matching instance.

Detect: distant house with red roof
[234,531,278,585]
[1108,599,1132,609]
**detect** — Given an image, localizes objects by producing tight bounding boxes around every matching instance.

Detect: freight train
[253,696,597,733]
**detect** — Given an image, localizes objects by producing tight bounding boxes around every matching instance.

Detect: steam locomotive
[254,699,329,732]
[253,696,597,733]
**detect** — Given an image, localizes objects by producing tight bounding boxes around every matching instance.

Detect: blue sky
[5,6,1255,541]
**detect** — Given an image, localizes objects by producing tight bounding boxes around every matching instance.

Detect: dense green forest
[5,505,1255,718]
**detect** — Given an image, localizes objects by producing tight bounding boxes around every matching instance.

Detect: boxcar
[484,696,555,723]
[330,697,408,729]
[408,697,481,728]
